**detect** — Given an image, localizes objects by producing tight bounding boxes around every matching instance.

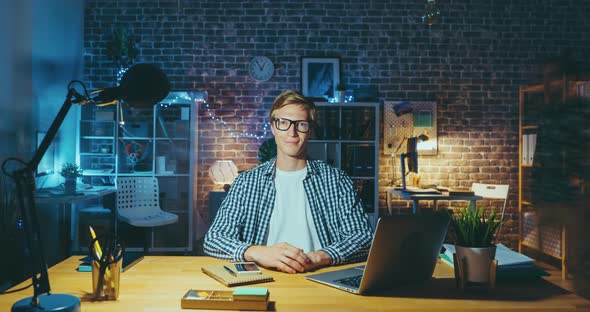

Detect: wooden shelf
[517,77,590,280]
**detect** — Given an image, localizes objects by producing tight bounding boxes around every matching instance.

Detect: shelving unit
[518,78,590,279]
[307,102,380,229]
[77,91,202,253]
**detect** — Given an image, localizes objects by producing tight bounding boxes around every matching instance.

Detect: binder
[202,265,274,287]
[522,134,529,165]
[528,133,537,165]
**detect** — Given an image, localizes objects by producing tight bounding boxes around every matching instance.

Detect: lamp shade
[208,160,238,185]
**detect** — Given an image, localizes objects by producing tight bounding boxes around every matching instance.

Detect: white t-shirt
[266,167,321,253]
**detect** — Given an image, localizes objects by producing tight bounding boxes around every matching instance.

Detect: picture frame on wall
[301,57,340,101]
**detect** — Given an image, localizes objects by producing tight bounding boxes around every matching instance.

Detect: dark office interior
[1,0,589,308]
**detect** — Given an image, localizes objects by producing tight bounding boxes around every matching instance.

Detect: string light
[202,102,269,140]
[118,68,269,140]
[116,66,128,84]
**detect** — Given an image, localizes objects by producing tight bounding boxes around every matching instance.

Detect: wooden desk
[2,256,588,311]
[35,186,117,254]
[388,188,483,214]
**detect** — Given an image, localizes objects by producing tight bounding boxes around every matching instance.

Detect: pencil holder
[92,256,122,300]
[89,234,125,300]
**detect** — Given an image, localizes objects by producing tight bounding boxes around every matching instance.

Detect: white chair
[116,177,178,253]
[471,183,510,237]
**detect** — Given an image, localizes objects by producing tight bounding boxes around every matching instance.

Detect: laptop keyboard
[334,274,363,288]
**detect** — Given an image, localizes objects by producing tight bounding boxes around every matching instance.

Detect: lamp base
[12,293,80,312]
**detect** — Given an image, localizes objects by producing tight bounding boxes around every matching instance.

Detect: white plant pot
[455,245,497,283]
[335,91,345,104]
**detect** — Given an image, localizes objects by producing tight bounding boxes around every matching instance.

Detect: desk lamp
[399,135,429,190]
[1,63,170,312]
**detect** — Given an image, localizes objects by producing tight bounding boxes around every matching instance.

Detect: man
[204,90,373,273]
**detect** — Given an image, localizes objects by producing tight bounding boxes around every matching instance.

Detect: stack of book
[440,243,548,279]
[181,287,269,310]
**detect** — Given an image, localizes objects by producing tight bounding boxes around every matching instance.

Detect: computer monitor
[406,137,418,173]
[400,137,418,190]
[35,131,55,177]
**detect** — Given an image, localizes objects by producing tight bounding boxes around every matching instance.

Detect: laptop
[305,212,450,295]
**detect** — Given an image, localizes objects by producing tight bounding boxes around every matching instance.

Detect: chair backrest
[471,183,510,238]
[116,176,161,219]
[471,183,509,200]
[471,183,509,217]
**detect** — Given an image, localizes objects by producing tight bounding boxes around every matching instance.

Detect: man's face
[270,104,311,161]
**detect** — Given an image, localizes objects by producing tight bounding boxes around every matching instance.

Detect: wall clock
[248,56,274,82]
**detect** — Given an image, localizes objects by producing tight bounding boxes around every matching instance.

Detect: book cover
[202,265,274,287]
[447,189,475,196]
[440,244,547,278]
[232,287,269,301]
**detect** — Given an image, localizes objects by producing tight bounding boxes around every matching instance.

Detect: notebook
[202,265,274,287]
[305,212,450,295]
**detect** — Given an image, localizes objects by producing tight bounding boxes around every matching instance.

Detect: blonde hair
[269,90,317,123]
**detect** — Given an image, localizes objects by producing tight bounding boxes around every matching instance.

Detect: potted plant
[257,138,277,164]
[106,26,139,68]
[106,26,139,82]
[448,206,501,283]
[335,84,346,104]
[60,162,83,194]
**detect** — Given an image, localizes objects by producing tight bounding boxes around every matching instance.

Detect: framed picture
[301,57,340,100]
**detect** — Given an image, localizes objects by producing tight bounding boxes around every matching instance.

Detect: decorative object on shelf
[124,140,150,172]
[257,138,277,164]
[448,206,501,287]
[422,0,440,26]
[334,84,346,104]
[301,57,340,101]
[60,162,83,194]
[248,56,274,82]
[209,160,238,192]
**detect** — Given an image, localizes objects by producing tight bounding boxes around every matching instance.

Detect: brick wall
[84,0,590,249]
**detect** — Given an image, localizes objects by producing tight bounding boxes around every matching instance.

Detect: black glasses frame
[271,118,311,133]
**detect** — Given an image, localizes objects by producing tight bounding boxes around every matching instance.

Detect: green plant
[448,206,501,248]
[106,26,139,67]
[60,162,83,179]
[257,138,277,163]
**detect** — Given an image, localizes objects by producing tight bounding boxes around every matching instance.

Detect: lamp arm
[2,87,80,306]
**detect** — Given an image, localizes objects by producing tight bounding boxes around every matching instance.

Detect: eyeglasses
[272,118,311,133]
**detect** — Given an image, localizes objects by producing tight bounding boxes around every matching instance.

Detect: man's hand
[304,250,332,271]
[244,243,312,274]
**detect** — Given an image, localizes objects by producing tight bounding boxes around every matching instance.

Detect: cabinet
[78,91,201,252]
[518,79,590,279]
[307,103,379,228]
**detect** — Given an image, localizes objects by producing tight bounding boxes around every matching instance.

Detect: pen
[224,265,237,277]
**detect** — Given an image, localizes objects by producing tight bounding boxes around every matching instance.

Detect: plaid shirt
[204,158,373,265]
